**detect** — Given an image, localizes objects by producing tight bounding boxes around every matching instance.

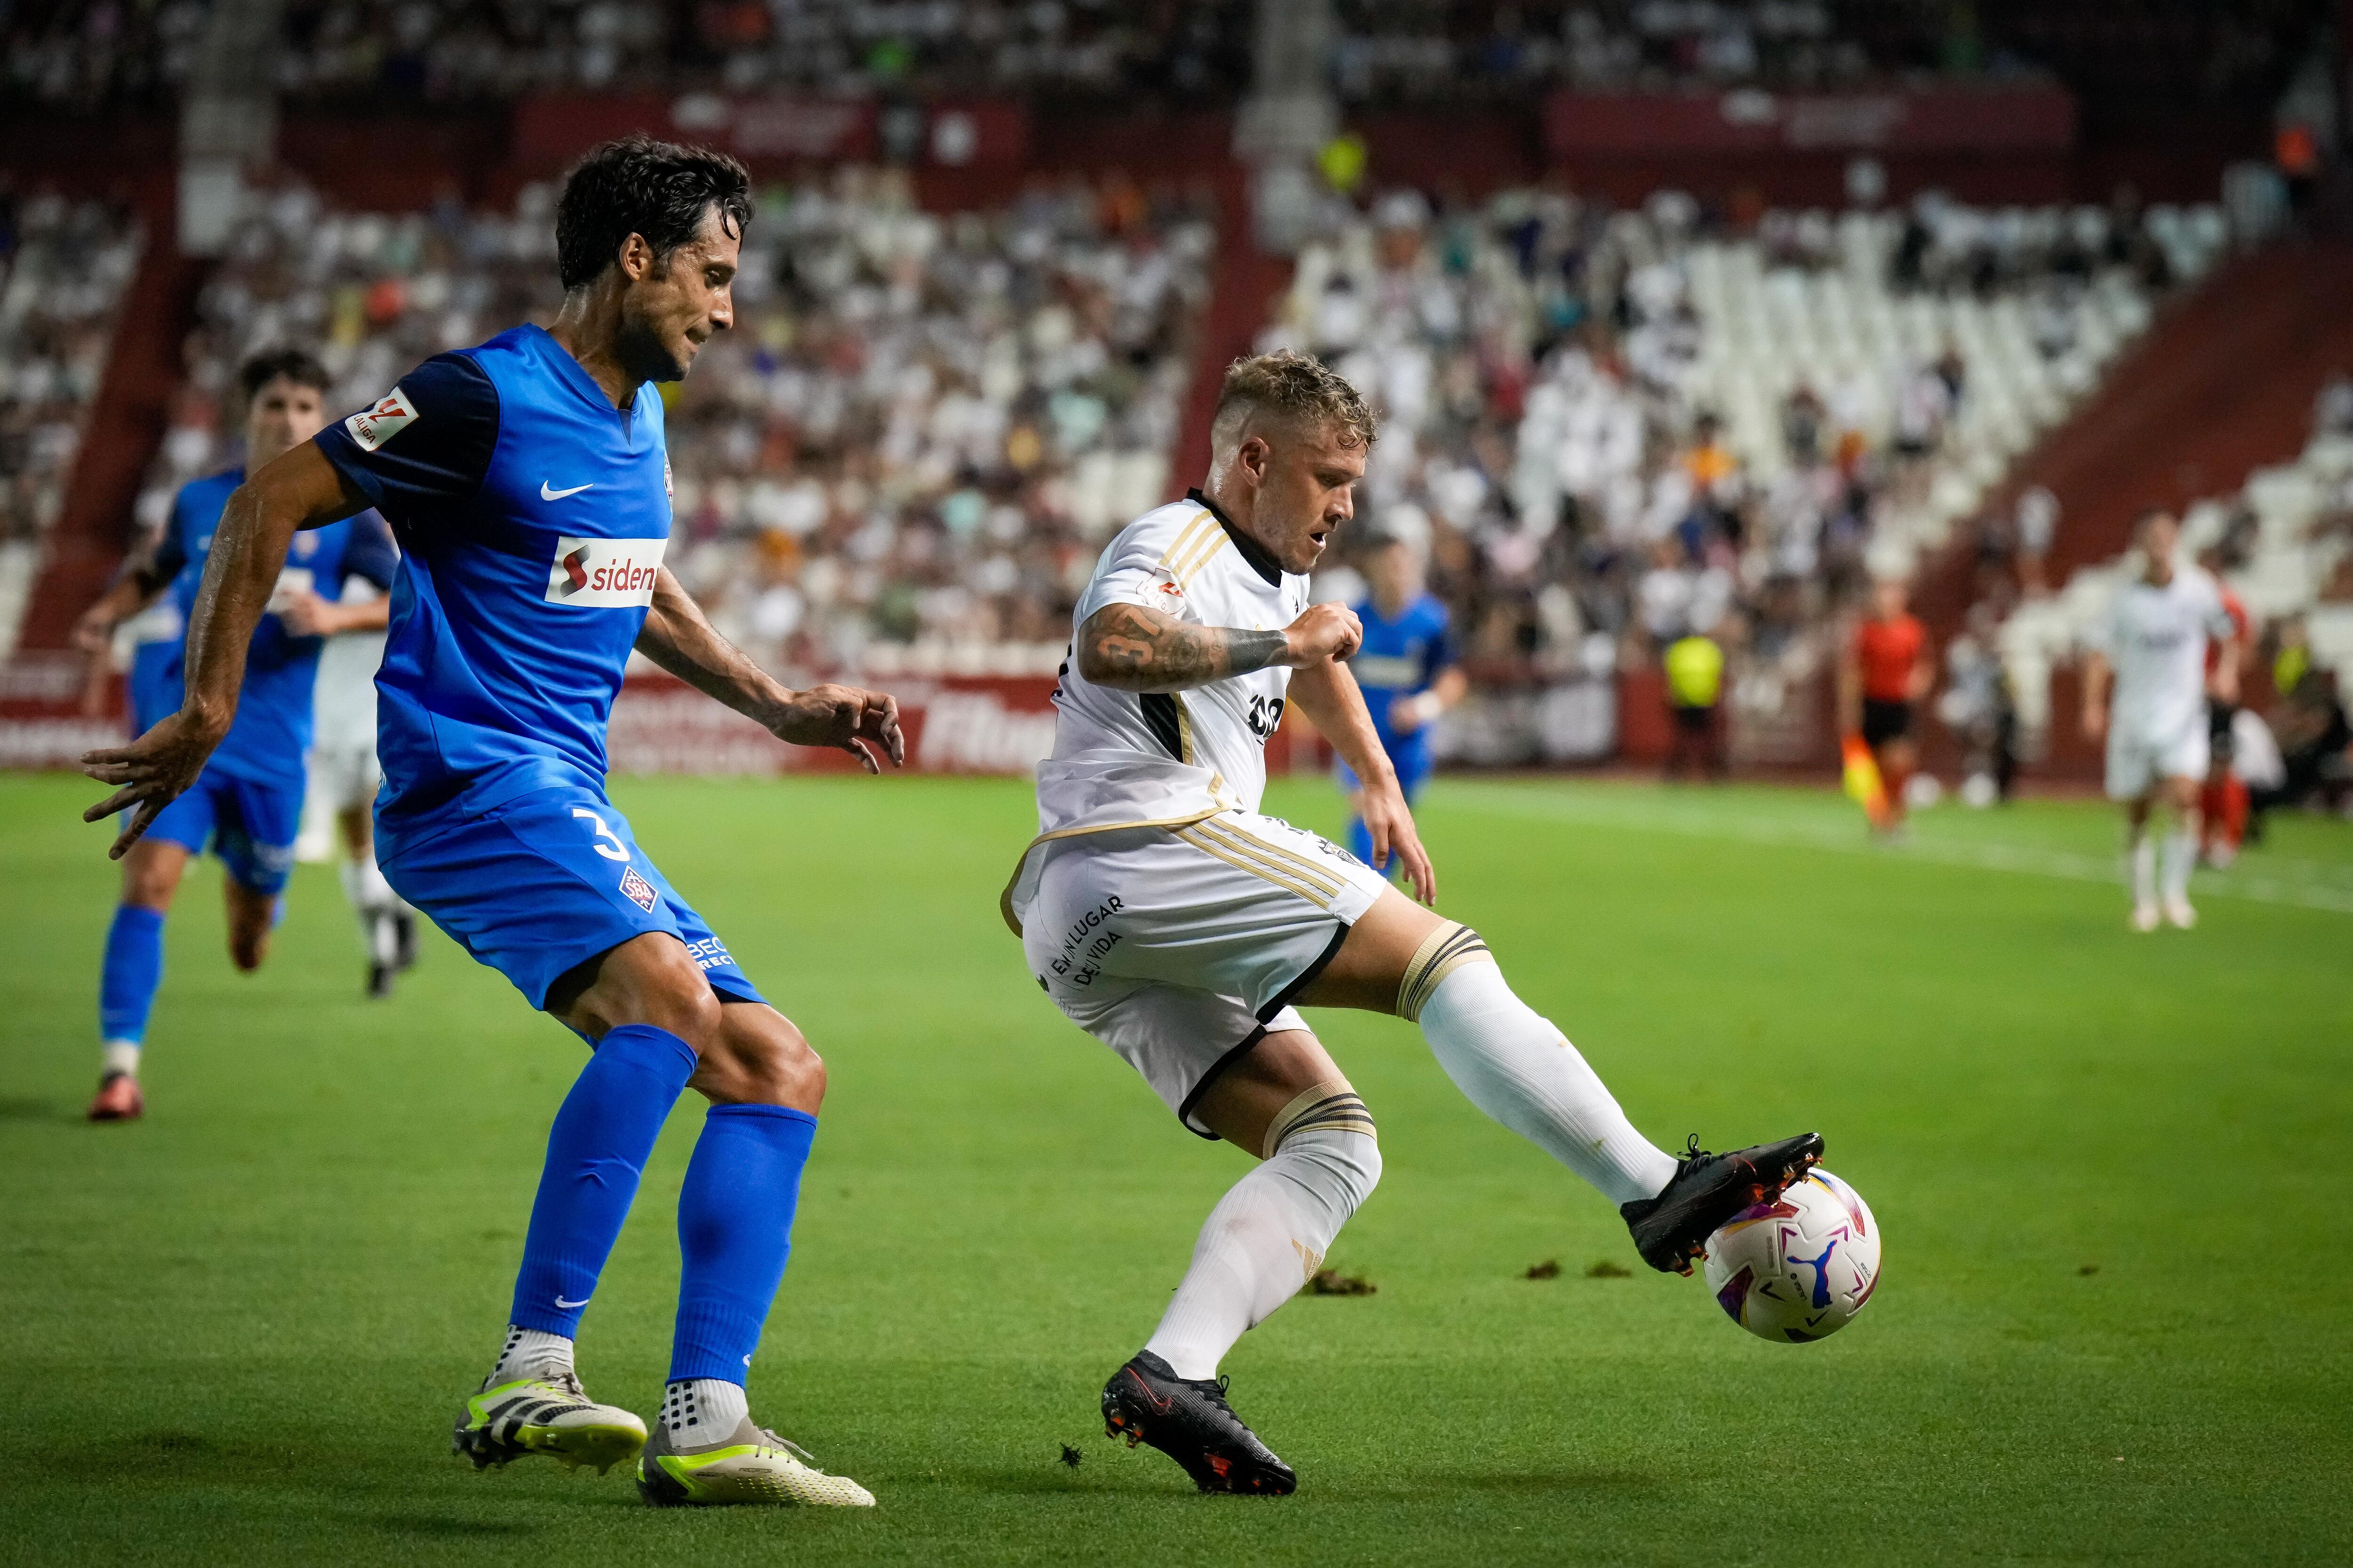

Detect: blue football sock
[99,905,167,1046]
[509,1024,698,1339]
[670,1104,817,1385]
[1345,815,1385,876]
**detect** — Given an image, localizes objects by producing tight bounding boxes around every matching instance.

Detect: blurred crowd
[270,0,1250,104]
[6,0,2319,112]
[0,193,142,659]
[131,168,1211,678]
[1262,182,2221,764]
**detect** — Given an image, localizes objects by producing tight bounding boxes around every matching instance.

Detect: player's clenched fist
[770,683,905,773]
[1282,602,1362,667]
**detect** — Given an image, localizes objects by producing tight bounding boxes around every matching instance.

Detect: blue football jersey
[1349,592,1455,757]
[153,469,397,786]
[313,324,674,824]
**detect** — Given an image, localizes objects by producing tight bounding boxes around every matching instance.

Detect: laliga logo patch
[619,866,659,912]
[544,535,667,607]
[344,387,418,451]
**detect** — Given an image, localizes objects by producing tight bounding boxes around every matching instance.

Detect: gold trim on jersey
[997,772,1238,935]
[1175,696,1195,765]
[1159,506,1230,586]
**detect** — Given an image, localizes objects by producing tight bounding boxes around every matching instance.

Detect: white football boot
[637,1414,876,1507]
[453,1372,646,1473]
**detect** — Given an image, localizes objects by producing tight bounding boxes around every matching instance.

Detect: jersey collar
[1186,488,1283,588]
[526,322,643,426]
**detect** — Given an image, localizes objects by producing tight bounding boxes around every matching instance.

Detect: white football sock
[661,1377,748,1440]
[2129,834,2157,907]
[2161,828,2197,904]
[488,1324,574,1385]
[1144,1109,1381,1381]
[1416,958,1678,1206]
[101,1040,142,1079]
[341,855,397,915]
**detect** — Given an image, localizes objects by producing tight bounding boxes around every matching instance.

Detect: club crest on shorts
[619,866,659,912]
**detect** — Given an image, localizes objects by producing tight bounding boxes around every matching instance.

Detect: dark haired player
[81,136,899,1506]
[1006,350,1822,1495]
[71,350,396,1121]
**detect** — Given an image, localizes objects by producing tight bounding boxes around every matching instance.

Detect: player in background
[1006,352,1821,1495]
[2194,548,2254,867]
[2082,509,2238,931]
[1839,578,1934,836]
[81,136,900,1507]
[69,350,396,1121]
[1336,533,1462,872]
[303,562,418,996]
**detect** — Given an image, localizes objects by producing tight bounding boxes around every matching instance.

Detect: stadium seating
[1261,184,2226,762]
[0,195,143,663]
[134,170,1213,680]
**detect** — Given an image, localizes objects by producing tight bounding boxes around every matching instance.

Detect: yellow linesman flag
[1842,733,1889,825]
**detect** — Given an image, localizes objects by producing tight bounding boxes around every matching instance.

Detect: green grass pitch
[2,770,2348,1566]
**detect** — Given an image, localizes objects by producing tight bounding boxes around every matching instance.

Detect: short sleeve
[315,352,500,518]
[338,509,400,592]
[1076,518,1187,623]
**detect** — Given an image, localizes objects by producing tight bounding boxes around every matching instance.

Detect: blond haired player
[1004,352,1823,1495]
[2083,508,2239,930]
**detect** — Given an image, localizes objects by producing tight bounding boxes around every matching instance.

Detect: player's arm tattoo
[1077,603,1289,693]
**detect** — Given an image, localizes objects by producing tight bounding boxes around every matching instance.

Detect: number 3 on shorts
[572,807,631,863]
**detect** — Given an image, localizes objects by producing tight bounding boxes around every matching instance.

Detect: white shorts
[1019,808,1391,1136]
[310,741,381,815]
[2105,720,2209,801]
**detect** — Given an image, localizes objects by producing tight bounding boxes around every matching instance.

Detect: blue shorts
[148,766,303,895]
[1336,746,1433,802]
[378,785,764,1013]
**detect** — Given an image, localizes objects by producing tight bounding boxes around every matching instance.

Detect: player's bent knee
[1264,1080,1381,1214]
[694,1006,825,1109]
[1395,921,1496,1022]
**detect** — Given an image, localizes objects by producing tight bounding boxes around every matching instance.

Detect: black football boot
[1621,1132,1825,1274]
[1101,1351,1297,1495]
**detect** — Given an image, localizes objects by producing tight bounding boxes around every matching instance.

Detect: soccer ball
[1701,1168,1880,1343]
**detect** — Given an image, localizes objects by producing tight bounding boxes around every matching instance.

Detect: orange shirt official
[1854,615,1925,703]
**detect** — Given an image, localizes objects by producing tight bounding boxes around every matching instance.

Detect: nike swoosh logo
[541,480,595,501]
[554,1294,592,1309]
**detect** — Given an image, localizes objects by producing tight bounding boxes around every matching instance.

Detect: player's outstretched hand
[774,683,905,774]
[1358,780,1437,906]
[80,709,221,858]
[1283,603,1363,668]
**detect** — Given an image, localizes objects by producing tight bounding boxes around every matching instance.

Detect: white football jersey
[2098,567,2231,744]
[312,576,386,754]
[1038,492,1309,835]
